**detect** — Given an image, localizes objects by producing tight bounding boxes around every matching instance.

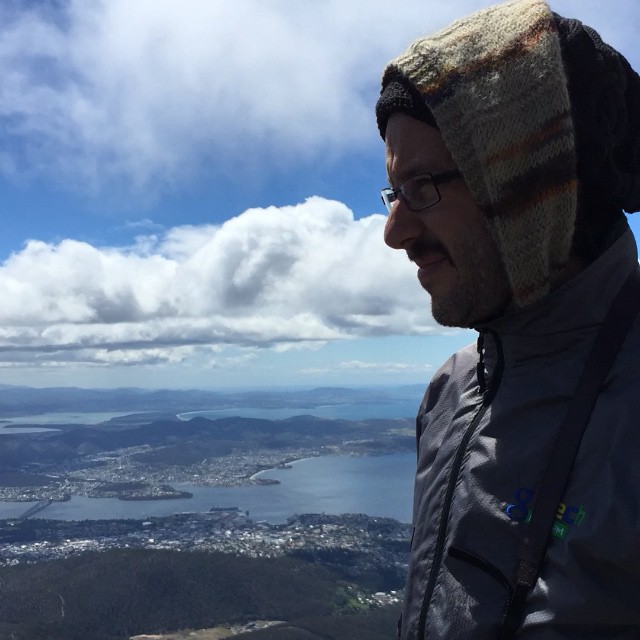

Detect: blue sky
[0,0,639,390]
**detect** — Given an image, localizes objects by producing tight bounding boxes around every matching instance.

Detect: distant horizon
[0,383,428,424]
[0,381,429,392]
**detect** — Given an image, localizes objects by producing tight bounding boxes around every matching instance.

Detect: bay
[0,411,148,426]
[0,411,151,434]
[0,453,415,524]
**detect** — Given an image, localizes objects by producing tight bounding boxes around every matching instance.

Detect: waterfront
[0,453,415,524]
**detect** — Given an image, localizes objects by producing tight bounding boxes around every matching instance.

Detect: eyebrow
[386,163,434,188]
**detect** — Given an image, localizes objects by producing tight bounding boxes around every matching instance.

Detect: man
[375,0,640,638]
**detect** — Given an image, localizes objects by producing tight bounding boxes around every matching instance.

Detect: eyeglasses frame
[380,169,462,213]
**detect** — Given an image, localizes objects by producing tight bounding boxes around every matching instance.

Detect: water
[0,453,415,524]
[0,401,421,523]
[0,427,60,434]
[0,411,148,434]
[178,401,419,421]
[0,411,149,426]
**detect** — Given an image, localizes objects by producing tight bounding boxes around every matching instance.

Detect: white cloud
[122,218,164,232]
[0,197,438,366]
[336,360,434,372]
[0,0,636,193]
[299,360,434,376]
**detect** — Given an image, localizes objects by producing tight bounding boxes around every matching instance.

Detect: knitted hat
[555,15,640,260]
[377,71,439,131]
[375,0,579,306]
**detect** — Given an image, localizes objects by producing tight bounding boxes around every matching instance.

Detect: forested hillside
[0,548,401,640]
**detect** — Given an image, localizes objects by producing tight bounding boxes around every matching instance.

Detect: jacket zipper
[416,330,504,638]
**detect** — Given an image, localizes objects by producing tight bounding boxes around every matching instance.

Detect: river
[0,452,416,524]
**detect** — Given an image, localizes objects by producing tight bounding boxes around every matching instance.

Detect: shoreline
[249,454,321,481]
[0,451,415,524]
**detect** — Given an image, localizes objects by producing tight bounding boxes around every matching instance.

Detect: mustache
[406,237,450,263]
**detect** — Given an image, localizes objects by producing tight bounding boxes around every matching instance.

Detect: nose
[383,200,424,249]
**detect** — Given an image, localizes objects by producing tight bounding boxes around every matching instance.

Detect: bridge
[17,499,53,520]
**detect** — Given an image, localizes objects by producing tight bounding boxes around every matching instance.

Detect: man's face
[384,112,511,328]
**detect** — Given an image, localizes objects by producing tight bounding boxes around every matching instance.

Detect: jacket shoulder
[418,341,478,417]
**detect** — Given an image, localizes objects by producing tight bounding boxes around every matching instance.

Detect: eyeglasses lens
[404,176,437,210]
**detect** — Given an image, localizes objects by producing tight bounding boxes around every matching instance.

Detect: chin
[429,296,470,328]
[430,291,510,328]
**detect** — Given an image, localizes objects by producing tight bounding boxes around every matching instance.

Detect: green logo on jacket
[505,487,586,539]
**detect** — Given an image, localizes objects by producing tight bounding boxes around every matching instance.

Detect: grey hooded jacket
[400,229,640,639]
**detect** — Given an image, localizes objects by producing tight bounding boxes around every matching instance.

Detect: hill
[0,413,414,471]
[0,548,400,640]
[0,384,422,418]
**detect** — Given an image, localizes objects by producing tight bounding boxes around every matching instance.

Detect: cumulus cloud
[0,197,441,366]
[1,0,636,194]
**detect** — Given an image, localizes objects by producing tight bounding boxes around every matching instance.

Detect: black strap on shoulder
[499,267,640,640]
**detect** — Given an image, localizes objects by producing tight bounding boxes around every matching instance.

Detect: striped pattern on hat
[381,0,577,307]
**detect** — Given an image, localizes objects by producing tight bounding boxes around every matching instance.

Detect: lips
[407,239,451,288]
[416,252,448,281]
[406,240,450,292]
[415,252,448,269]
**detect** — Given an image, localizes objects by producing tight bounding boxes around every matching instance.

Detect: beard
[408,234,512,328]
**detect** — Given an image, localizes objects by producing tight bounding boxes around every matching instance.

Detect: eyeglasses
[380,169,462,213]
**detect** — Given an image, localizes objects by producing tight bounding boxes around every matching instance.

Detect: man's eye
[405,176,433,197]
[412,177,433,189]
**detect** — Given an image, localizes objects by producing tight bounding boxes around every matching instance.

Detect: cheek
[437,212,493,269]
[444,199,491,245]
